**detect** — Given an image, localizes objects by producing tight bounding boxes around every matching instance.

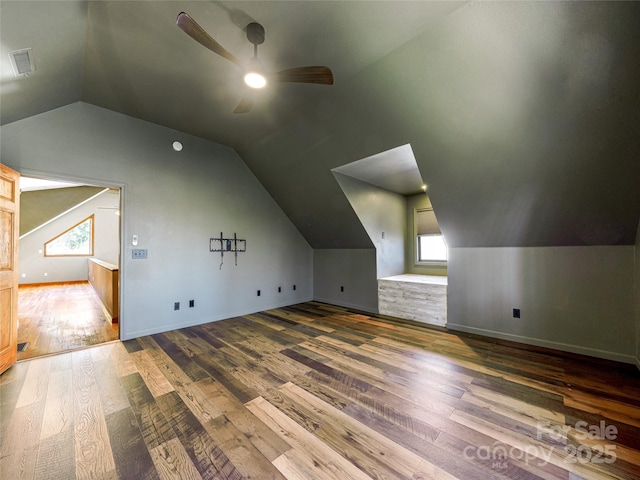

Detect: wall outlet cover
[132,248,148,259]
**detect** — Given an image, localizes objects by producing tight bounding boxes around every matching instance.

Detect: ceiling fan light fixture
[176,13,334,112]
[244,71,267,89]
[244,57,267,89]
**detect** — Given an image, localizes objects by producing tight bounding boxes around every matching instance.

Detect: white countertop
[379,274,448,285]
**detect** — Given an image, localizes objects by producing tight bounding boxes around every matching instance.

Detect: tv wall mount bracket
[210,232,246,268]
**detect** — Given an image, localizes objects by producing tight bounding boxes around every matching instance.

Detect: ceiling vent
[8,48,36,77]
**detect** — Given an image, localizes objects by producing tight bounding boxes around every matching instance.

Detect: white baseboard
[121,296,313,340]
[447,323,637,365]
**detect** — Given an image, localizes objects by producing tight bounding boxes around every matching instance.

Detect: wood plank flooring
[2,301,640,479]
[17,282,119,360]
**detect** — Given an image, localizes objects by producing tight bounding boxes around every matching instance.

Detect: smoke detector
[8,48,36,77]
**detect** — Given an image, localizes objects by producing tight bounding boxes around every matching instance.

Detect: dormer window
[418,234,447,262]
[416,207,447,263]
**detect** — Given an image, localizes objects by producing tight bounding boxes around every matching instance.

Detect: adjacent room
[16,177,121,359]
[1,1,639,479]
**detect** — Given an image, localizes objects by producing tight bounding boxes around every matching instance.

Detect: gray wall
[20,188,120,283]
[447,246,636,363]
[2,102,312,339]
[313,249,377,313]
[4,103,638,367]
[333,172,405,279]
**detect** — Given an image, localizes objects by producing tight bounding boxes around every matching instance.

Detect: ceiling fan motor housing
[247,22,265,45]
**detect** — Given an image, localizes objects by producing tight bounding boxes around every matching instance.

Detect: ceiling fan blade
[176,12,246,69]
[233,95,254,114]
[272,66,334,85]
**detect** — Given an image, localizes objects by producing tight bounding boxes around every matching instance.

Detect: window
[44,215,94,256]
[418,234,448,262]
[416,207,447,262]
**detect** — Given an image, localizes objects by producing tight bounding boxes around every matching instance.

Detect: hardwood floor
[2,301,639,479]
[17,282,119,361]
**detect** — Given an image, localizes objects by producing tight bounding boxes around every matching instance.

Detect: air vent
[9,48,36,77]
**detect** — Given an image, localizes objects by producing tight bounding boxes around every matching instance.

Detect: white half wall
[448,246,636,363]
[1,102,313,339]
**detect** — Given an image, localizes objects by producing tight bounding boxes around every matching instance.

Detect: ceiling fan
[176,12,334,113]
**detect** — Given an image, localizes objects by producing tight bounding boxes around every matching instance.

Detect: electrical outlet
[293,284,296,291]
[513,308,520,318]
[278,286,281,293]
[174,302,180,311]
[340,286,344,292]
[189,299,195,308]
[257,290,261,296]
[132,248,148,259]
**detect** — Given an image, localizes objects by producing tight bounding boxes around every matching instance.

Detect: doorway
[17,176,121,360]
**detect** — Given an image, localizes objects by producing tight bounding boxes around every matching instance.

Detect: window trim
[44,214,94,257]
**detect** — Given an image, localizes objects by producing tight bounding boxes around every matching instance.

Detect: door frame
[15,168,125,356]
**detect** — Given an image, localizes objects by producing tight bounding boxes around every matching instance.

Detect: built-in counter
[88,258,119,322]
[378,274,447,326]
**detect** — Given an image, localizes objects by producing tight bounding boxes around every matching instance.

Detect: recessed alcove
[332,144,448,326]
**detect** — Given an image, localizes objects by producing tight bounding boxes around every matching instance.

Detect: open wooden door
[0,164,19,375]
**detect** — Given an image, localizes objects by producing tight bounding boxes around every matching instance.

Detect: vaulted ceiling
[2,1,639,248]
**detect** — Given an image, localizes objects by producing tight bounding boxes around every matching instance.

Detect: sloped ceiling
[2,1,639,248]
[332,144,425,196]
[19,185,104,235]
